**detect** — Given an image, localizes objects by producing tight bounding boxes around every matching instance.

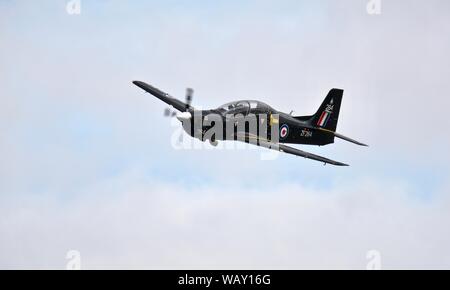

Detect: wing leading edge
[277,143,348,166]
[133,81,190,112]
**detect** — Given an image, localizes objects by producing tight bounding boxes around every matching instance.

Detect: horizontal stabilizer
[334,132,368,147]
[318,128,368,147]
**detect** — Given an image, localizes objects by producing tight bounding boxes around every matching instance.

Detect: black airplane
[132,80,367,166]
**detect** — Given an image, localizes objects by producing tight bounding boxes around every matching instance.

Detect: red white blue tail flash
[317,98,334,127]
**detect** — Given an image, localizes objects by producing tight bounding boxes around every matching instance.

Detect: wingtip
[336,162,350,167]
[132,80,153,92]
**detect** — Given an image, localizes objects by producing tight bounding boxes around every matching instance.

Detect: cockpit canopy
[216,100,273,115]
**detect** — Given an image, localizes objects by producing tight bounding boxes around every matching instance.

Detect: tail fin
[311,89,343,132]
[294,88,368,147]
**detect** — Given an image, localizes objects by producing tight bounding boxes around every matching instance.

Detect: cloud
[1,171,449,269]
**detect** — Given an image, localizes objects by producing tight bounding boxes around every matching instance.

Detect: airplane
[132,80,367,166]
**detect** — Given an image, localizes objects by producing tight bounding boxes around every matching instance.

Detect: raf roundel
[280,124,289,139]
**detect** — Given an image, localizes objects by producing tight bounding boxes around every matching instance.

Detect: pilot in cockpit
[216,100,272,116]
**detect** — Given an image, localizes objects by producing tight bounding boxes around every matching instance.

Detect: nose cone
[176,111,192,122]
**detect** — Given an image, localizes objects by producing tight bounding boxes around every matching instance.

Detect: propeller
[185,87,193,110]
[164,108,176,117]
[167,87,193,145]
[164,87,194,117]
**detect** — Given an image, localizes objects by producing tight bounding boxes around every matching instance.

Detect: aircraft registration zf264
[133,81,368,166]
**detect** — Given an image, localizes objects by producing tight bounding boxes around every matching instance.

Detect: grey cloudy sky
[1,0,450,269]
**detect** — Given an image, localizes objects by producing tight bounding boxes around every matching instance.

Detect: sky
[1,0,450,269]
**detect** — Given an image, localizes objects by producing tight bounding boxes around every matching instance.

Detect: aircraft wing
[276,143,348,166]
[133,81,190,112]
[236,132,349,166]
